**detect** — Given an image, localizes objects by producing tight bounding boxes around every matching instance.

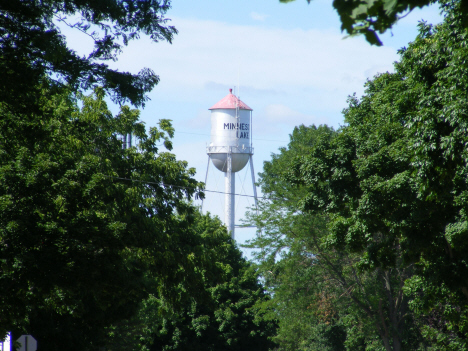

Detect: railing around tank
[206,145,253,155]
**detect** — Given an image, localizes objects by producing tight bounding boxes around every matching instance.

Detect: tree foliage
[286,2,468,347]
[0,1,280,349]
[281,0,446,46]
[104,212,277,351]
[0,0,176,109]
[246,125,424,351]
[0,82,207,350]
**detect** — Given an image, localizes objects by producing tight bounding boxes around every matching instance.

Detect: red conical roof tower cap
[209,89,252,110]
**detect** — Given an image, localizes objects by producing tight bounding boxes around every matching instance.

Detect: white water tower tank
[207,89,253,172]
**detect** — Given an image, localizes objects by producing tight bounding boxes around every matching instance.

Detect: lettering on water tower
[223,122,250,138]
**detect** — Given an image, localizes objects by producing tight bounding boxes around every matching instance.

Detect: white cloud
[93,16,397,135]
[58,16,398,120]
[250,12,269,21]
[109,17,397,93]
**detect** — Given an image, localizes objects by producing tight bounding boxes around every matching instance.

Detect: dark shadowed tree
[281,0,463,46]
[0,82,206,350]
[0,0,176,110]
[105,212,278,351]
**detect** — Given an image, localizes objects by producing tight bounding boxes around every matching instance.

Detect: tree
[0,82,206,350]
[0,0,176,109]
[289,1,468,347]
[246,125,423,351]
[282,0,460,46]
[104,212,278,351]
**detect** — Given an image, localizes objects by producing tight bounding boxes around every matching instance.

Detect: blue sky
[61,0,443,257]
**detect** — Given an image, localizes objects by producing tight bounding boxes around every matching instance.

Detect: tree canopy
[246,125,423,351]
[1,2,279,350]
[0,0,176,109]
[291,0,468,296]
[106,212,277,351]
[0,82,209,349]
[282,2,468,347]
[282,0,450,46]
[240,2,468,349]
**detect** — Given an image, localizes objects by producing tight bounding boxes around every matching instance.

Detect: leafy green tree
[288,1,468,347]
[281,0,468,46]
[282,0,440,46]
[0,0,176,109]
[0,82,205,350]
[105,212,278,351]
[246,125,423,351]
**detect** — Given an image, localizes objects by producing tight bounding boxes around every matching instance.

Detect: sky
[60,0,443,258]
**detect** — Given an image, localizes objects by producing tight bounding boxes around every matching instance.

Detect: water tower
[205,89,258,239]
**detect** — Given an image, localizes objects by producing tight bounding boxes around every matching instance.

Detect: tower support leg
[249,154,259,216]
[225,150,235,239]
[201,155,211,212]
